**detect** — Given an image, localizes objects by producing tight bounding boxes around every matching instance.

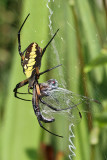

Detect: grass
[1,0,107,160]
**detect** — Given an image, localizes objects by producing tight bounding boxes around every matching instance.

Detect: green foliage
[84,48,107,72]
[1,0,107,160]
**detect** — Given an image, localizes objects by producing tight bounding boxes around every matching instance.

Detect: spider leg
[16,91,32,95]
[32,82,63,137]
[38,119,63,138]
[18,13,30,57]
[32,82,55,123]
[39,64,62,76]
[13,79,31,101]
[42,29,59,56]
[40,98,81,112]
[70,101,82,118]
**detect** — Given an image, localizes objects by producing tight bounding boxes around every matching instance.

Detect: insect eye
[47,79,58,89]
[52,81,55,85]
[52,80,58,88]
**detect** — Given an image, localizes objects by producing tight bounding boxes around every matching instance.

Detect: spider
[13,13,61,101]
[13,13,64,137]
[18,13,60,79]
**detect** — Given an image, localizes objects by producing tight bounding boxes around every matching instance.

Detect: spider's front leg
[18,14,30,64]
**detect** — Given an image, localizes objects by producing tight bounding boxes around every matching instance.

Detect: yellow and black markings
[23,42,42,78]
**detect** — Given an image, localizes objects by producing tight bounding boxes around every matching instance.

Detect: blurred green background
[0,0,107,160]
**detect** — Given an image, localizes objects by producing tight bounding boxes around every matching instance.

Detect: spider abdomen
[23,42,42,78]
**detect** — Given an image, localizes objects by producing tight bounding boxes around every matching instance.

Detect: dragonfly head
[47,79,58,89]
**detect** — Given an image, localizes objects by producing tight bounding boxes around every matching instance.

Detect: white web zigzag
[46,1,76,159]
[46,0,66,88]
[69,124,76,160]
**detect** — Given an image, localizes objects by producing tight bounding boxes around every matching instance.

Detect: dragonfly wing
[40,87,84,124]
[41,87,101,113]
[40,100,81,125]
[39,84,101,126]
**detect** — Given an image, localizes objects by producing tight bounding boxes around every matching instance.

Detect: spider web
[15,0,106,159]
[1,0,106,160]
[45,0,105,160]
[45,1,77,158]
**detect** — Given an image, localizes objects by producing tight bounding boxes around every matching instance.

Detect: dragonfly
[14,78,101,138]
[39,79,101,135]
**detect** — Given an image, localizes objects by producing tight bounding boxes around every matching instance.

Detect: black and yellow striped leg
[13,79,31,101]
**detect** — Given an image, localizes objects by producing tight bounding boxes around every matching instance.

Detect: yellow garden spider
[13,13,64,137]
[17,13,60,79]
[13,13,61,101]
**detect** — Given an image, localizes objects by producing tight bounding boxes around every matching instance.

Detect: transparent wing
[41,87,101,111]
[40,101,81,125]
[40,87,101,124]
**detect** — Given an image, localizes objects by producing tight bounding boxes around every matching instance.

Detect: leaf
[84,48,107,72]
